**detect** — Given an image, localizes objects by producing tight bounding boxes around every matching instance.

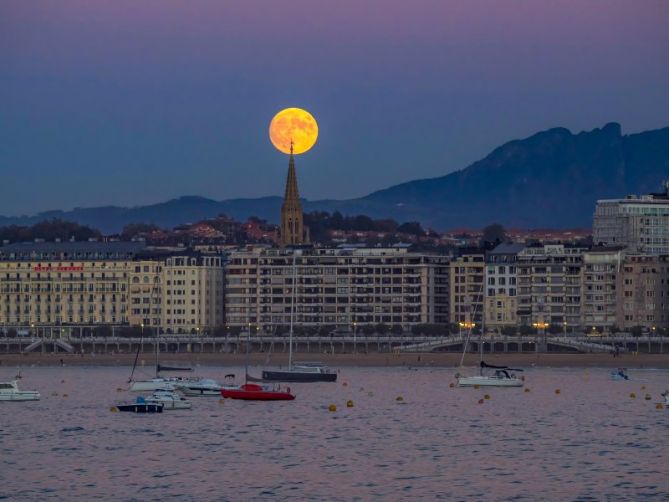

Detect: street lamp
[533,321,549,347]
[352,321,357,354]
[562,321,567,337]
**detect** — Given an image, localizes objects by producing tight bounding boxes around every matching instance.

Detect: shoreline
[1,352,669,369]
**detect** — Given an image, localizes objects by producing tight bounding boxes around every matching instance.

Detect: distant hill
[2,122,668,233]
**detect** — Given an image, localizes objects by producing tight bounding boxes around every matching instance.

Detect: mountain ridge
[2,122,668,234]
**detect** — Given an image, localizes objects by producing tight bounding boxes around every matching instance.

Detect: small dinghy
[112,396,164,413]
[610,368,630,381]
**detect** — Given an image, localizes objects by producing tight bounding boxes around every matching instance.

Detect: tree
[375,323,389,335]
[481,223,507,246]
[390,324,403,335]
[397,222,425,236]
[362,324,376,336]
[630,326,643,337]
[501,326,517,336]
[518,325,535,336]
[121,223,161,240]
[94,325,112,337]
[547,324,563,335]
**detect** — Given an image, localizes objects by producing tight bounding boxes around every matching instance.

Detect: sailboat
[128,326,196,392]
[221,328,295,400]
[456,284,524,388]
[261,250,337,383]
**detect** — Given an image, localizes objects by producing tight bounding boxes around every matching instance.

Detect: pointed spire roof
[283,139,300,202]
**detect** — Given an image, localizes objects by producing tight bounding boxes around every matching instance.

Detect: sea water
[1,366,668,501]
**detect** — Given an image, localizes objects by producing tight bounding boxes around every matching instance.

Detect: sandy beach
[1,351,668,369]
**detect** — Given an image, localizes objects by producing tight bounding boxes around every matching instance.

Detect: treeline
[304,211,425,242]
[0,219,102,244]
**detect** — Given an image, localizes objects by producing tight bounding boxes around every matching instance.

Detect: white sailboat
[456,283,524,388]
[128,325,195,392]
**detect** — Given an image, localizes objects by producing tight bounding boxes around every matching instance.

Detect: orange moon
[269,107,318,155]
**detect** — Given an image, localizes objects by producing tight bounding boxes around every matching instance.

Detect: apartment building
[0,242,224,333]
[161,254,224,333]
[484,243,522,330]
[516,244,587,329]
[449,249,485,326]
[580,247,623,330]
[224,245,449,331]
[617,255,669,330]
[593,182,669,255]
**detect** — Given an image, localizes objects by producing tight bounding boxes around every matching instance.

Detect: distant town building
[593,181,669,255]
[224,246,449,331]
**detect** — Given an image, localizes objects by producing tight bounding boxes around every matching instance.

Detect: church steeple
[280,140,308,246]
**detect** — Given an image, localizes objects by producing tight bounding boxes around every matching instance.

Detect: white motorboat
[177,378,224,396]
[0,380,41,401]
[145,389,192,410]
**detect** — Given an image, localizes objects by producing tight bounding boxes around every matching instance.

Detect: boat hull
[261,370,337,383]
[0,391,40,401]
[458,376,523,387]
[178,386,222,397]
[115,403,164,413]
[129,380,178,392]
[221,384,295,401]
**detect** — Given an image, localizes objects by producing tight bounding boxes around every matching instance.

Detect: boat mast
[288,249,298,370]
[245,324,250,385]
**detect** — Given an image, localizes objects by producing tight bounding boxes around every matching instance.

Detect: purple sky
[1,0,668,215]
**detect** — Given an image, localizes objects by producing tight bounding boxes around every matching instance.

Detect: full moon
[269,107,318,155]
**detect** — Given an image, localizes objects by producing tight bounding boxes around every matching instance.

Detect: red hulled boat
[220,383,295,401]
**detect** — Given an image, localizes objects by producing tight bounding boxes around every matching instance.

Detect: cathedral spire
[280,138,308,246]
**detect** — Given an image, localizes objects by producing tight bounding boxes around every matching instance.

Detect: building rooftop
[0,241,147,261]
[488,242,526,255]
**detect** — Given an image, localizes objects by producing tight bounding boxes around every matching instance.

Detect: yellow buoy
[62,394,68,398]
[629,393,636,399]
[110,406,118,413]
[346,400,353,408]
[396,396,404,402]
[478,398,484,404]
[524,388,530,393]
[342,382,348,387]
[328,404,337,412]
[656,403,663,410]
[484,394,490,400]
[449,383,455,388]
[555,389,561,395]
[645,394,652,401]
[116,388,124,392]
